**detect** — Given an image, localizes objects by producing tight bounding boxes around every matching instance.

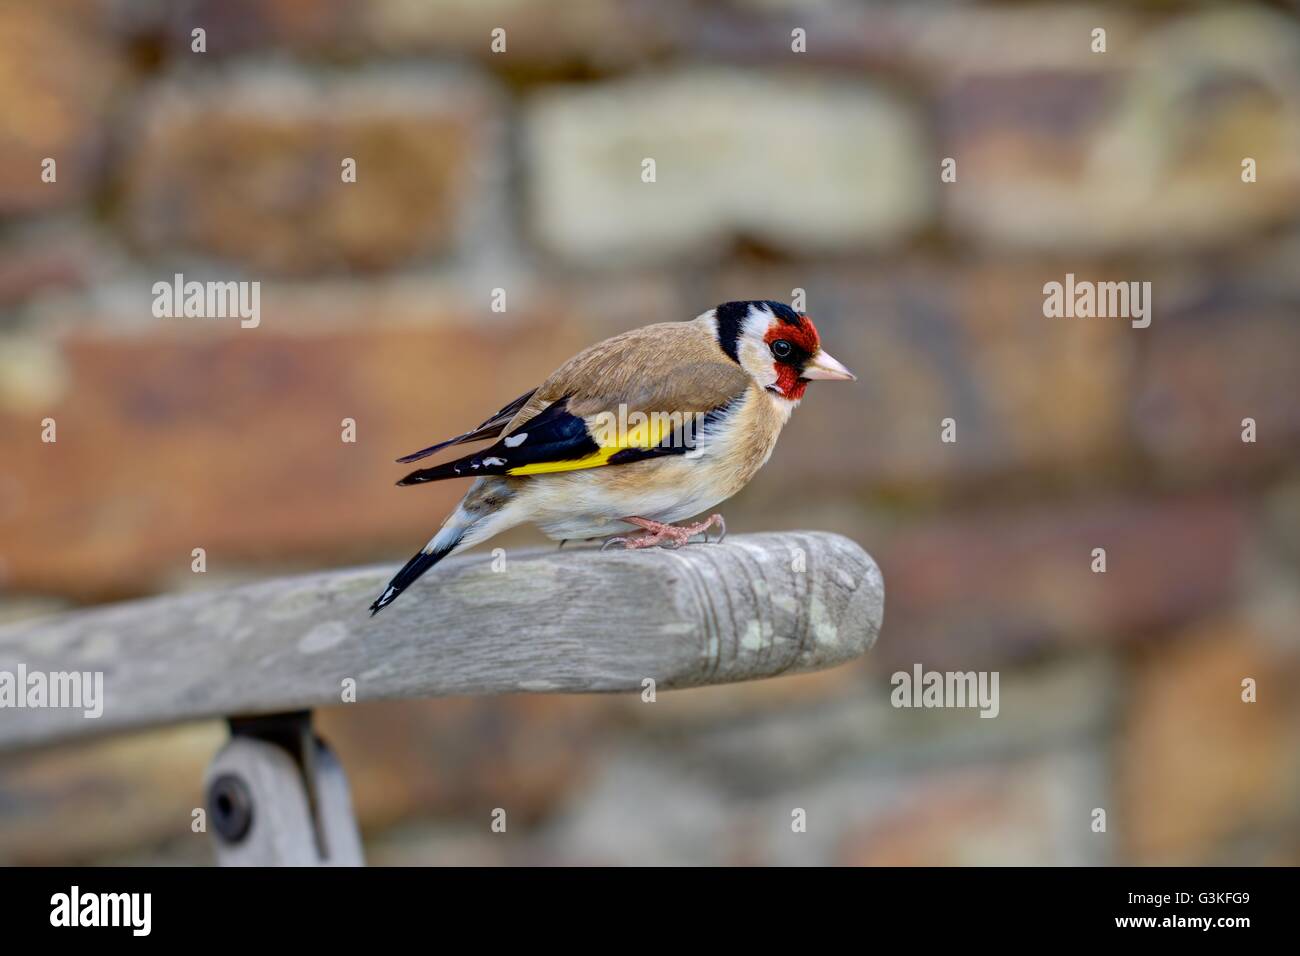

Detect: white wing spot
[504,433,527,447]
[483,457,506,466]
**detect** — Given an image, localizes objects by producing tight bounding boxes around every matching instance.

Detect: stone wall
[1,0,1298,865]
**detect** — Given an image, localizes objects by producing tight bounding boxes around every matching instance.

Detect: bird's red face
[711,301,856,400]
[762,310,855,401]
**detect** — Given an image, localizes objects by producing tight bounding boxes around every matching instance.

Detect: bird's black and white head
[703,300,855,402]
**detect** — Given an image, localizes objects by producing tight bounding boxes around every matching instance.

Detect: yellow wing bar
[505,413,670,476]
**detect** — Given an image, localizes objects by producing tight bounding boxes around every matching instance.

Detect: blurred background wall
[1,0,1298,864]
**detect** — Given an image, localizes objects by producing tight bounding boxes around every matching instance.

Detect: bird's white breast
[513,385,787,539]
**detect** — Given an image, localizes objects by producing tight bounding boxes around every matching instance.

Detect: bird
[368,300,855,614]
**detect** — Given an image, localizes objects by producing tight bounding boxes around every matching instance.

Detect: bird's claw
[600,514,726,552]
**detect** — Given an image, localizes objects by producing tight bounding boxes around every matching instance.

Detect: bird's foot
[601,514,726,551]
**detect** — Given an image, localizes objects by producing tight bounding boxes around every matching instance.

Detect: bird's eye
[771,340,793,360]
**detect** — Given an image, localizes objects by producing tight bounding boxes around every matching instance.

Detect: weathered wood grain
[206,736,365,866]
[0,532,883,750]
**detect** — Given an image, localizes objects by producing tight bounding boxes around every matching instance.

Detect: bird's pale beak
[802,349,857,381]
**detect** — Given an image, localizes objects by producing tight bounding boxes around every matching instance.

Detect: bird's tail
[368,541,456,615]
[369,478,517,615]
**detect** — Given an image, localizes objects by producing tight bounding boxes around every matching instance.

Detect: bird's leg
[601,515,726,551]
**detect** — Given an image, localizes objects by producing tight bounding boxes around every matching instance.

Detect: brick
[0,0,122,215]
[0,225,117,310]
[837,752,1107,866]
[1131,282,1300,479]
[691,3,1157,76]
[0,723,223,865]
[0,290,590,599]
[316,695,618,830]
[647,656,1116,784]
[368,0,675,68]
[1117,616,1300,864]
[160,0,367,56]
[120,69,497,274]
[365,822,510,867]
[877,497,1245,670]
[541,747,1106,865]
[524,70,930,266]
[1261,478,1300,573]
[937,6,1300,251]
[164,0,675,68]
[538,656,1113,864]
[0,692,623,863]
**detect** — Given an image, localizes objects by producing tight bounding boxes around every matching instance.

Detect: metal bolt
[208,773,254,843]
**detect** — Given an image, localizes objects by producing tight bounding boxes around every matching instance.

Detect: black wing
[397,398,595,484]
[395,388,537,464]
[395,396,736,485]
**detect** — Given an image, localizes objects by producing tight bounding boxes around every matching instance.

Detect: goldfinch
[369,300,855,614]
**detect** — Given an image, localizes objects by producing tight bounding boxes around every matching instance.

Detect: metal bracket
[204,710,364,866]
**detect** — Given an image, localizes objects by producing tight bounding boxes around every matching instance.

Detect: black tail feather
[395,434,480,464]
[396,456,482,486]
[395,388,537,464]
[369,544,452,615]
